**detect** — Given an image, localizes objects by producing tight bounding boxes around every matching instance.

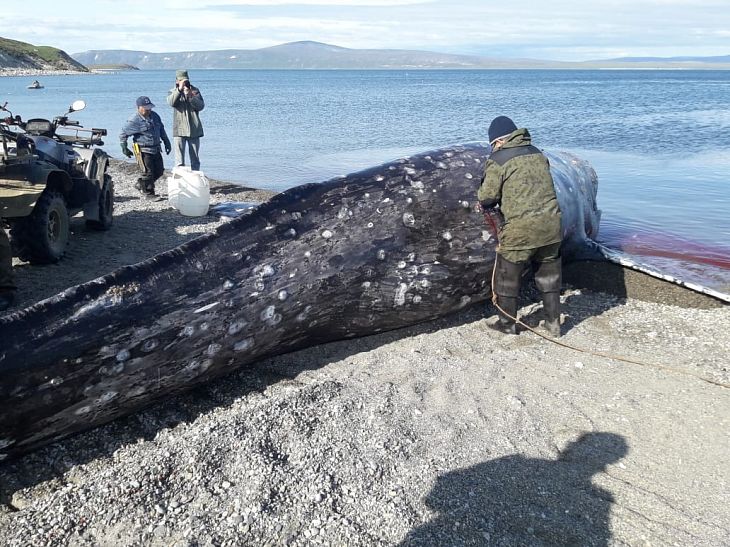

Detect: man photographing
[167,70,205,172]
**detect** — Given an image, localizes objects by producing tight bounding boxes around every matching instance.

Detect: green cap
[176,70,189,80]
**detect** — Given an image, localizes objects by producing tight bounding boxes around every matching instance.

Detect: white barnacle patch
[116,349,131,362]
[459,295,472,308]
[97,391,118,405]
[413,295,423,304]
[261,306,276,322]
[364,193,371,198]
[377,249,387,261]
[421,266,432,275]
[200,322,210,331]
[442,231,453,241]
[362,281,372,289]
[367,222,374,228]
[374,175,385,182]
[444,152,454,158]
[388,166,396,171]
[461,201,470,209]
[397,261,407,269]
[482,230,494,242]
[296,306,312,322]
[402,212,416,227]
[420,279,432,289]
[286,228,297,238]
[278,290,289,301]
[321,229,334,239]
[254,280,266,291]
[406,197,413,204]
[410,180,425,190]
[207,343,222,356]
[194,302,220,314]
[408,253,416,262]
[382,197,391,203]
[228,320,247,335]
[257,264,276,277]
[141,339,159,353]
[291,212,302,221]
[394,283,408,306]
[75,405,92,416]
[337,207,350,220]
[233,338,254,352]
[304,251,312,259]
[404,167,417,176]
[436,161,448,169]
[181,325,195,337]
[195,261,205,271]
[223,279,235,290]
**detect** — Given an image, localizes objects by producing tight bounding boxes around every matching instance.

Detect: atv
[0,100,113,264]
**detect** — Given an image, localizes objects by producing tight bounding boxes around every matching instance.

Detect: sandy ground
[0,159,728,546]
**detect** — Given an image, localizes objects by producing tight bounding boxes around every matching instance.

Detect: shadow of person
[400,432,629,546]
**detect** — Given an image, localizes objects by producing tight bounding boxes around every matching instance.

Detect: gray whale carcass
[0,144,600,459]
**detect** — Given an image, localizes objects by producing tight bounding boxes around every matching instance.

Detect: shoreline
[1,158,728,545]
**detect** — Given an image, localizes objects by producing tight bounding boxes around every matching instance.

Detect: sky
[3,0,729,61]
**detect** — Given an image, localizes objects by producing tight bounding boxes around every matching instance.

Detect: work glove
[164,142,171,155]
[120,143,133,158]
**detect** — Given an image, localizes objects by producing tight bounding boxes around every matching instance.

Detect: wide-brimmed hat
[136,96,155,109]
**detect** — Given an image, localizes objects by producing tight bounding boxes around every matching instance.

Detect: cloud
[2,0,729,60]
[206,0,430,4]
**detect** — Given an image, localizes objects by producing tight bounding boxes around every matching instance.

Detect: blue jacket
[119,110,170,154]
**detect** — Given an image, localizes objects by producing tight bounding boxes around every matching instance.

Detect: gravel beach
[1,159,728,546]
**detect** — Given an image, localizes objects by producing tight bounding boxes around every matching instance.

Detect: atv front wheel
[11,191,70,264]
[86,175,114,230]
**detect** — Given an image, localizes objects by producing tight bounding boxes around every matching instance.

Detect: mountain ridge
[72,41,730,70]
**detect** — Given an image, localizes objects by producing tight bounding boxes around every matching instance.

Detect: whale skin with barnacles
[0,144,600,459]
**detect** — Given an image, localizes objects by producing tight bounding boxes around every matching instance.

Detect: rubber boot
[491,295,518,334]
[535,258,562,337]
[489,254,523,335]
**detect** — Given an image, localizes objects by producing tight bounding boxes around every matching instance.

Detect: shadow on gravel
[399,432,629,546]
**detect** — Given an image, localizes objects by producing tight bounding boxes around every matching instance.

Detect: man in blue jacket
[120,96,171,197]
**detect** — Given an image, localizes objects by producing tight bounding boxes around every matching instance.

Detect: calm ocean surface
[2,69,729,293]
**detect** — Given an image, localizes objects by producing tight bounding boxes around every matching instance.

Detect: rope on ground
[489,258,729,390]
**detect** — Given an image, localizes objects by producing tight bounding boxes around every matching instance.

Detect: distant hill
[87,63,140,72]
[0,36,88,72]
[603,55,730,63]
[73,41,564,70]
[72,41,730,70]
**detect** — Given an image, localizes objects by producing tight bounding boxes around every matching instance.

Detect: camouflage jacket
[477,128,562,251]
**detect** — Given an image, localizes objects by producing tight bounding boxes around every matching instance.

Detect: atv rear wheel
[86,174,114,230]
[11,191,70,264]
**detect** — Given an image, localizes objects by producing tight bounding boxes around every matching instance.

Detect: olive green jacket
[477,128,561,250]
[166,86,205,138]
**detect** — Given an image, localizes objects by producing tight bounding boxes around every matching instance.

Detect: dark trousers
[0,222,16,292]
[138,151,165,194]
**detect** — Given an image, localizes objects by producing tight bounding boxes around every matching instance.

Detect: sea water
[2,69,729,293]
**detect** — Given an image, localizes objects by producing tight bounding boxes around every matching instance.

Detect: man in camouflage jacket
[477,116,563,336]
